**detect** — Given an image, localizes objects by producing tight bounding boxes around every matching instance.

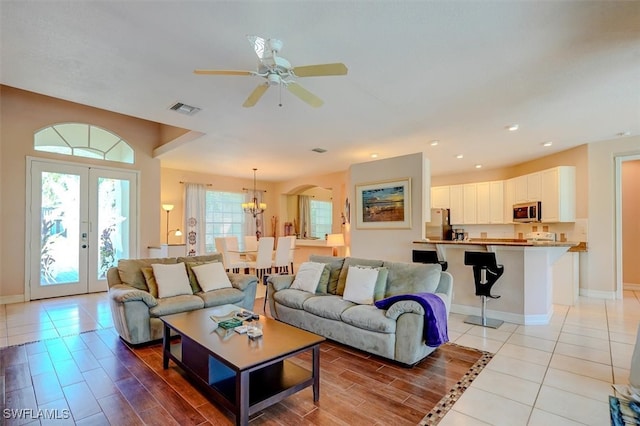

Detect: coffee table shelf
[161,307,324,426]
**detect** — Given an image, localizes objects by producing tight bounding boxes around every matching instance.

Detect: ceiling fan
[194,35,348,108]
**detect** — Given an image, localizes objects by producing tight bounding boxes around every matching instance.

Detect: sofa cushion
[118,257,177,291]
[148,294,204,317]
[337,258,384,295]
[303,295,355,321]
[342,265,379,305]
[141,266,159,298]
[177,253,223,264]
[291,262,328,293]
[191,262,232,292]
[184,261,217,293]
[309,255,345,294]
[151,263,192,298]
[382,261,442,296]
[273,288,317,310]
[340,305,397,334]
[197,287,245,308]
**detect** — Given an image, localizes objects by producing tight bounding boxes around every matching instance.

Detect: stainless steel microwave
[513,201,541,223]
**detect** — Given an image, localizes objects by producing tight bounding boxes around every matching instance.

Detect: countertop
[413,239,586,251]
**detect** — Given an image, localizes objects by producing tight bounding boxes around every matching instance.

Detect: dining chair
[246,236,274,279]
[224,236,247,272]
[244,235,258,261]
[272,236,294,274]
[288,235,296,273]
[214,237,246,273]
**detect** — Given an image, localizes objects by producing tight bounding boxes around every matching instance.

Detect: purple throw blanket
[374,293,449,347]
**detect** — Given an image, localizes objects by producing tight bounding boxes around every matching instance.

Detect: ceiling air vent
[169,102,201,116]
[311,148,327,153]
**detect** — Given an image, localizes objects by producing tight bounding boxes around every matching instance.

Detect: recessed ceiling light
[542,141,553,147]
[456,154,464,159]
[370,153,378,158]
[430,140,439,146]
[475,164,482,169]
[506,124,519,131]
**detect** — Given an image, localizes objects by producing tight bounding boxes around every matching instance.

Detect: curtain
[184,183,206,256]
[298,195,311,238]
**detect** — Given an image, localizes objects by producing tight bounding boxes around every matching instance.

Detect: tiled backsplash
[458,219,588,242]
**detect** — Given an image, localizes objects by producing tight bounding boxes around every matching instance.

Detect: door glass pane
[40,172,80,285]
[97,177,130,280]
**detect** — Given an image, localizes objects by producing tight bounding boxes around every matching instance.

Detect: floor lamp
[162,204,182,244]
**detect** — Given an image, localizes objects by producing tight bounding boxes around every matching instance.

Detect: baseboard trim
[0,294,25,305]
[579,289,617,299]
[450,304,552,325]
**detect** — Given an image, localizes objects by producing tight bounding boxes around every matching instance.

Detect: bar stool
[411,250,448,271]
[464,251,504,328]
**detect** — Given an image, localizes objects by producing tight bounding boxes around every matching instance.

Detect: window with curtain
[310,200,332,238]
[204,191,246,252]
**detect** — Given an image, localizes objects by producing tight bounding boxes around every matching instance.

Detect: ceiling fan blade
[286,82,323,107]
[243,84,269,108]
[292,63,348,77]
[194,69,253,76]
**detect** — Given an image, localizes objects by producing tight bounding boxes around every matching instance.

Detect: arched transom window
[34,123,134,164]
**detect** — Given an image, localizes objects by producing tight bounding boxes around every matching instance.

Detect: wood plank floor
[0,299,489,425]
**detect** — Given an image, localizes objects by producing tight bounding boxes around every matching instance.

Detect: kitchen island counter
[413,240,578,325]
[414,239,578,248]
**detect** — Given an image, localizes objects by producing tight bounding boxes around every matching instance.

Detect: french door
[27,158,138,300]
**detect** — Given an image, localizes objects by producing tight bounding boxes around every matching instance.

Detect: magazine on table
[209,304,258,329]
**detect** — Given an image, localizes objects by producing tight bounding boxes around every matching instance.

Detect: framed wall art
[355,178,411,229]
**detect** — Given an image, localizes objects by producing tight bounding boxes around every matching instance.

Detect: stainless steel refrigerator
[425,208,452,240]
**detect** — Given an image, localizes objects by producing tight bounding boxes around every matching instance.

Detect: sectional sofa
[267,255,453,366]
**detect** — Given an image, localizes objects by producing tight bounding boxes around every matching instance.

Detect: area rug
[0,328,492,425]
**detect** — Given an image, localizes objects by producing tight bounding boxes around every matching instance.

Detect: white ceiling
[1,1,639,181]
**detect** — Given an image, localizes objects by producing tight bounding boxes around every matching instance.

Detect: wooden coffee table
[161,306,325,425]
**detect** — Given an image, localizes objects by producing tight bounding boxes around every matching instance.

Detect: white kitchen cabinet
[431,186,450,209]
[514,172,542,203]
[514,175,528,203]
[503,178,515,223]
[552,251,579,305]
[463,183,477,224]
[541,166,576,222]
[490,180,504,223]
[449,184,464,225]
[527,172,541,201]
[476,182,490,224]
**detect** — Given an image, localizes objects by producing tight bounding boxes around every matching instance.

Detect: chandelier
[242,168,267,217]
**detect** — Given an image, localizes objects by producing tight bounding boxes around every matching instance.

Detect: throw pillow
[291,262,327,293]
[140,266,159,298]
[191,262,232,292]
[342,265,380,305]
[151,263,192,298]
[184,261,217,293]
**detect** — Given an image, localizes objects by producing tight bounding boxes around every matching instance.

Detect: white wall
[349,153,430,262]
[585,135,640,297]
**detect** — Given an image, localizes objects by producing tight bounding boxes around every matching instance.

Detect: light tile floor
[440,290,640,425]
[0,288,637,425]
